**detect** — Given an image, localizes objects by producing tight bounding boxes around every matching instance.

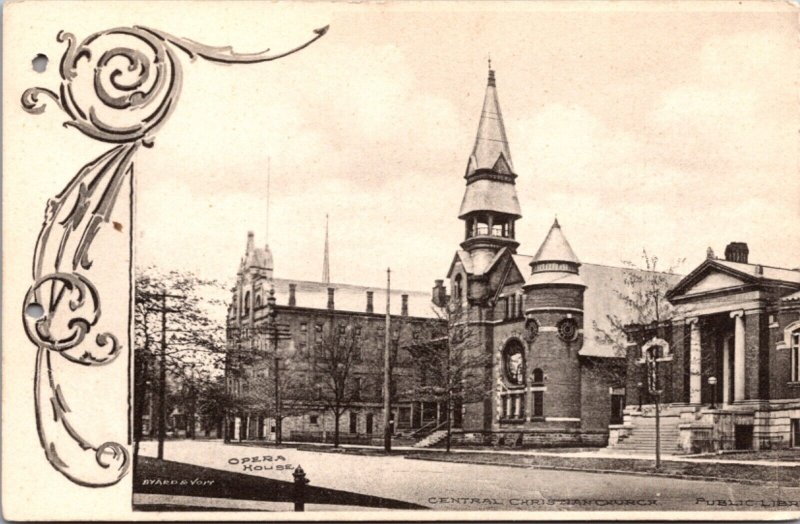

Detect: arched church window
[255,294,262,309]
[503,340,526,386]
[243,291,250,317]
[532,368,544,384]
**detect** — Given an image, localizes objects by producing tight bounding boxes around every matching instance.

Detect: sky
[134,3,800,293]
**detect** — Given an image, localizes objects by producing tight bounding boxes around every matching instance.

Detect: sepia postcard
[3,0,800,520]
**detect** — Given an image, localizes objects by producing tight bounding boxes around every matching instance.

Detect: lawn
[687,449,800,463]
[404,451,800,487]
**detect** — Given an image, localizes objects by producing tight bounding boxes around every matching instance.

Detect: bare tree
[593,249,684,357]
[404,301,491,452]
[298,321,362,447]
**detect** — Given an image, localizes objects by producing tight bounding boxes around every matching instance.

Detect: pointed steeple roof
[532,218,580,265]
[466,66,514,177]
[526,219,584,288]
[458,65,522,220]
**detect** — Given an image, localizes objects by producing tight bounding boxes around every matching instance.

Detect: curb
[403,455,798,488]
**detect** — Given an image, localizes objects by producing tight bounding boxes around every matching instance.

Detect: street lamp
[708,376,717,410]
[637,382,643,411]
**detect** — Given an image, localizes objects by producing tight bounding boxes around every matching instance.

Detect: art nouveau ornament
[20,24,327,488]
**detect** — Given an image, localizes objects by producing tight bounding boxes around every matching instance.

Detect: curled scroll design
[21,24,328,487]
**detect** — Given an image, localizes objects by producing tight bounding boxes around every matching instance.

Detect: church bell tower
[458,65,522,274]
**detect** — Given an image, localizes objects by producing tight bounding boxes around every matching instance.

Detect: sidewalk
[234,439,800,468]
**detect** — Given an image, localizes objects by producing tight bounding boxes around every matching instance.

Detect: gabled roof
[446,249,475,278]
[531,219,580,265]
[579,264,681,357]
[666,258,800,300]
[467,68,513,177]
[506,255,682,358]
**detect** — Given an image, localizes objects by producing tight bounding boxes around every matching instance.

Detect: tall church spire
[322,214,330,284]
[465,63,514,178]
[458,65,522,270]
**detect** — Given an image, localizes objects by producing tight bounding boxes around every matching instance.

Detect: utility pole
[159,292,167,460]
[383,268,392,453]
[140,290,184,461]
[655,391,661,470]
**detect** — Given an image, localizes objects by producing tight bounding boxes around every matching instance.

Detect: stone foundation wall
[451,429,608,449]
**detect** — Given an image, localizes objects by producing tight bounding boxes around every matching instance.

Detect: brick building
[224,232,444,444]
[616,244,800,453]
[432,66,682,448]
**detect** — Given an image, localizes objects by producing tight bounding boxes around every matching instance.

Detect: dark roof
[512,254,682,357]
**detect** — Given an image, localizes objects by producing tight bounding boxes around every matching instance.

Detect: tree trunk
[334,411,341,448]
[446,396,452,453]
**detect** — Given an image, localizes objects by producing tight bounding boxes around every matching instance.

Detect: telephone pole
[140,290,184,461]
[383,268,392,453]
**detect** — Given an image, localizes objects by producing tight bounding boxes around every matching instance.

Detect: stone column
[688,317,702,404]
[731,310,745,402]
[722,336,731,405]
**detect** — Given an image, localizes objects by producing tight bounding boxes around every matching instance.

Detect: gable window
[453,274,463,302]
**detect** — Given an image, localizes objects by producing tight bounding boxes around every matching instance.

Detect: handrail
[411,419,450,439]
[410,420,436,439]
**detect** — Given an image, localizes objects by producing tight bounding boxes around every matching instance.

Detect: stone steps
[610,413,683,452]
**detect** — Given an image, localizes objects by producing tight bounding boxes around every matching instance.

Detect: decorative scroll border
[20,24,328,487]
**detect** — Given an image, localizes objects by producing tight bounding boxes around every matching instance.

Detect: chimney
[327,287,335,310]
[366,291,374,313]
[724,242,749,264]
[401,294,409,316]
[432,280,447,307]
[288,283,297,307]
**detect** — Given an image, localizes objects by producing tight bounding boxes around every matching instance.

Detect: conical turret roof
[526,218,585,288]
[532,219,580,265]
[466,68,514,177]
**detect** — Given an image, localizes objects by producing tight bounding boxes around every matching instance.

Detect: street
[138,440,800,512]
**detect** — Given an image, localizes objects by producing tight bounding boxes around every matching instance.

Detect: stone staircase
[414,430,449,448]
[611,414,682,454]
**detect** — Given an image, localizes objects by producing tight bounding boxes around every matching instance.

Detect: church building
[432,66,682,447]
